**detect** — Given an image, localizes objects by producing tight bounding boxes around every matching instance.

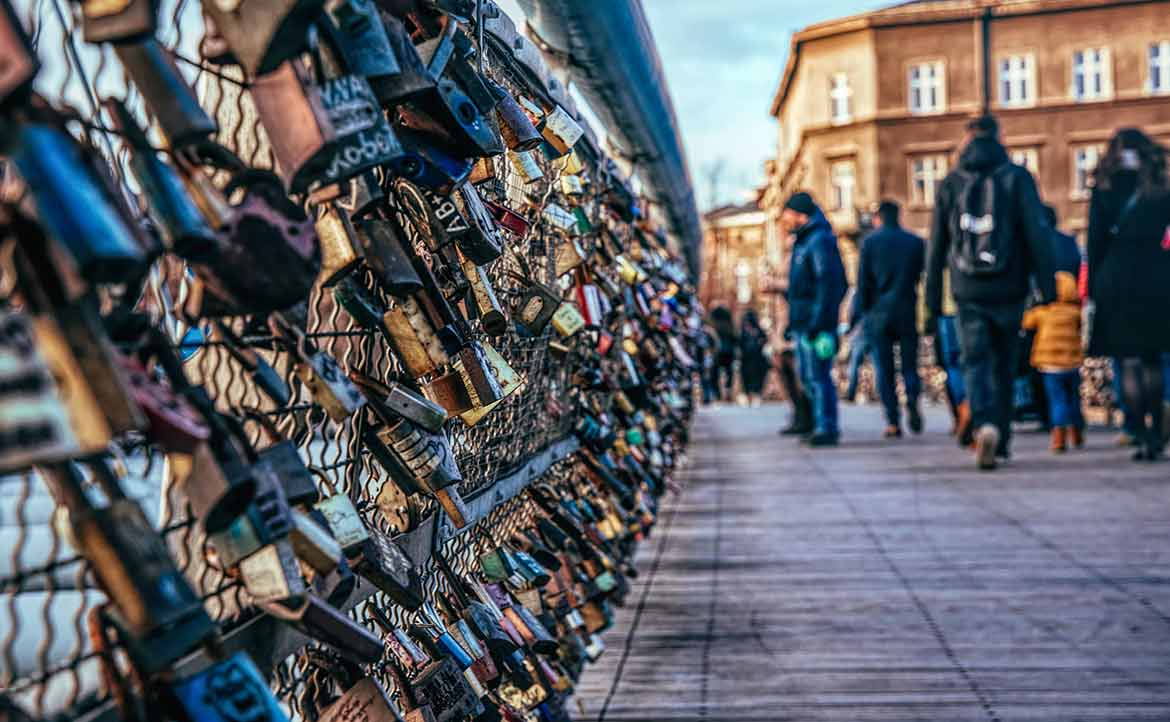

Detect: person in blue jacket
[782,192,848,446]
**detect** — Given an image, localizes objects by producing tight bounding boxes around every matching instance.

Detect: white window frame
[1011,147,1040,175]
[829,72,853,124]
[1072,145,1104,198]
[909,155,947,207]
[999,54,1036,107]
[1150,41,1170,94]
[1072,47,1112,101]
[829,160,856,211]
[908,60,946,115]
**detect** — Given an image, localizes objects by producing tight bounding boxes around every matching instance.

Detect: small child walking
[1022,271,1085,452]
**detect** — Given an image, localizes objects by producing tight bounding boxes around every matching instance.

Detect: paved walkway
[574,403,1170,722]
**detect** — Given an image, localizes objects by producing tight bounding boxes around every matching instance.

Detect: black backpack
[951,164,1012,277]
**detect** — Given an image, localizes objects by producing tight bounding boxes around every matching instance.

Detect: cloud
[644,0,890,208]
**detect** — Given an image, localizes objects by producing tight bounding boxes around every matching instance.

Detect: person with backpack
[782,192,848,447]
[1086,128,1170,461]
[925,115,1056,470]
[851,200,925,438]
[1021,271,1085,453]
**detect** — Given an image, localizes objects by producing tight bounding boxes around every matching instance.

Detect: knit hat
[784,192,817,216]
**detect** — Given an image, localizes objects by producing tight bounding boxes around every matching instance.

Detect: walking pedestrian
[1021,271,1085,452]
[925,115,1056,470]
[852,200,925,438]
[782,192,848,447]
[738,309,769,407]
[1086,128,1170,462]
[710,306,736,402]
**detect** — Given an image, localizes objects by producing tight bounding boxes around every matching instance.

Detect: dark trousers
[867,319,921,427]
[957,301,1024,454]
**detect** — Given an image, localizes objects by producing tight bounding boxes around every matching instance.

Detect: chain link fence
[0,1,695,718]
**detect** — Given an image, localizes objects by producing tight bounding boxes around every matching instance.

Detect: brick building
[761,0,1170,249]
[699,202,783,329]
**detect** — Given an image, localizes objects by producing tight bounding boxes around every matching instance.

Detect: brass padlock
[507,149,543,184]
[538,104,584,157]
[383,296,449,379]
[456,341,523,427]
[318,676,409,722]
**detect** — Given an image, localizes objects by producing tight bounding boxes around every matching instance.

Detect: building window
[999,54,1036,107]
[1072,145,1103,197]
[1011,148,1039,175]
[830,161,856,211]
[1072,48,1111,101]
[829,72,852,124]
[908,61,946,114]
[910,155,947,207]
[1150,42,1170,94]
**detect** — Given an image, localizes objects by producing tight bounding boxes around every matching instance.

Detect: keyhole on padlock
[458,102,477,125]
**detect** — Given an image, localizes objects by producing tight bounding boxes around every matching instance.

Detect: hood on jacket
[959,136,1010,172]
[1055,271,1079,303]
[795,209,831,241]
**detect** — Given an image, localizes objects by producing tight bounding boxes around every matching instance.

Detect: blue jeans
[936,316,966,404]
[867,320,921,427]
[1042,370,1084,429]
[958,302,1024,454]
[798,336,839,436]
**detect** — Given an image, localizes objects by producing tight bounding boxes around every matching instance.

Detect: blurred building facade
[761,0,1170,250]
[699,203,787,332]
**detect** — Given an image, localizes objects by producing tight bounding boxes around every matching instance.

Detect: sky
[642,0,891,210]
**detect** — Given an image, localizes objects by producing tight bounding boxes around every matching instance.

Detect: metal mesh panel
[0,1,683,719]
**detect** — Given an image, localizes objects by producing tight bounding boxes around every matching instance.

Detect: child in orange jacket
[1022,271,1084,452]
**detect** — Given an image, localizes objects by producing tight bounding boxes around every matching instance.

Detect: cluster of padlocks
[0,0,701,720]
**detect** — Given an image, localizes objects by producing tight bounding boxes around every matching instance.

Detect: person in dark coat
[852,200,925,437]
[783,192,848,446]
[709,306,736,402]
[925,115,1056,470]
[1086,128,1170,461]
[1045,205,1081,275]
[738,309,769,406]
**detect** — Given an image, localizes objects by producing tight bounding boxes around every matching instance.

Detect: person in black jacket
[783,192,848,446]
[925,115,1055,470]
[1087,128,1170,461]
[852,201,925,438]
[738,309,769,406]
